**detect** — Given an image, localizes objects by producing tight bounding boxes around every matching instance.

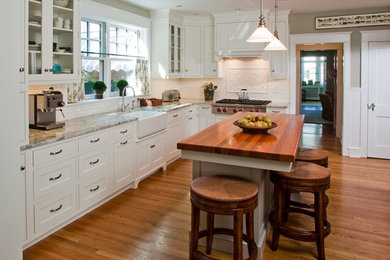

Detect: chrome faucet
[121,86,136,112]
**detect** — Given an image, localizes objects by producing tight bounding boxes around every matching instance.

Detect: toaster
[162,89,181,102]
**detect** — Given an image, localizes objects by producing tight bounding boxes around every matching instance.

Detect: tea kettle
[236,89,249,100]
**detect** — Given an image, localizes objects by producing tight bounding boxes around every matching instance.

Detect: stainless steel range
[212,99,271,115]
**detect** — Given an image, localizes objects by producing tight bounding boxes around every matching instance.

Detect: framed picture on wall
[315,12,390,29]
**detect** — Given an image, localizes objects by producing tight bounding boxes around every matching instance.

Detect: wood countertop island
[178,112,304,259]
[178,112,305,172]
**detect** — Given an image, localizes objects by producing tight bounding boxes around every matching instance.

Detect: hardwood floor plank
[24,123,390,259]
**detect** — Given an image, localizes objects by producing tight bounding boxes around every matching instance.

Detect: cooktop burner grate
[215,99,271,106]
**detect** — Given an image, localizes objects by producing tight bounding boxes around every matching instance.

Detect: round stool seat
[272,161,330,188]
[191,175,258,202]
[296,148,329,167]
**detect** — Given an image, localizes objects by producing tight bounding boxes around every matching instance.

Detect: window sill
[67,94,151,106]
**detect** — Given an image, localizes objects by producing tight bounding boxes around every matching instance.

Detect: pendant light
[264,0,287,50]
[247,0,278,42]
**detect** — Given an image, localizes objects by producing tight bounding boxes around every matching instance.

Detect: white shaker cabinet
[184,105,199,138]
[113,123,136,191]
[268,11,289,79]
[151,10,183,79]
[199,104,213,131]
[204,25,217,77]
[184,25,202,77]
[26,0,80,83]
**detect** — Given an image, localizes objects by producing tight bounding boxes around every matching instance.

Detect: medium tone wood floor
[24,124,390,260]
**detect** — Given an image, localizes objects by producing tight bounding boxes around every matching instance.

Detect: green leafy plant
[116,79,128,92]
[92,81,107,92]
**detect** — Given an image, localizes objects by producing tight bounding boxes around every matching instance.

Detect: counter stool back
[190,175,258,260]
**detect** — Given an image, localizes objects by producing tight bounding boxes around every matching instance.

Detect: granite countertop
[22,112,139,151]
[22,99,288,151]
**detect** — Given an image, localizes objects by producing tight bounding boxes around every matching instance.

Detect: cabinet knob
[49,69,54,72]
[272,69,275,72]
[185,69,188,72]
[19,67,25,72]
[150,144,156,148]
[44,68,49,72]
[20,166,25,171]
[213,69,216,72]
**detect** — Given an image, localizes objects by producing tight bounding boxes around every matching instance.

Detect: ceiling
[119,0,390,15]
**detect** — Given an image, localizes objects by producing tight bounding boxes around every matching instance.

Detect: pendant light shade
[247,24,278,43]
[264,0,288,50]
[246,0,276,43]
[264,37,288,50]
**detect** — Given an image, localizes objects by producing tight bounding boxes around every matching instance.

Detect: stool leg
[315,191,326,260]
[190,203,200,260]
[271,183,285,251]
[246,210,255,255]
[206,212,214,255]
[234,211,243,260]
[283,190,291,222]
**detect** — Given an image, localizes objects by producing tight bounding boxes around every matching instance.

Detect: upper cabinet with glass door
[169,24,182,78]
[27,0,80,84]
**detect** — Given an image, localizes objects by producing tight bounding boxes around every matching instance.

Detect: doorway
[296,44,343,139]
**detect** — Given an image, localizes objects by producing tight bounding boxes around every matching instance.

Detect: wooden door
[367,41,390,159]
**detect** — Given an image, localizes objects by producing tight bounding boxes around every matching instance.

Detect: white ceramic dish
[53,0,70,7]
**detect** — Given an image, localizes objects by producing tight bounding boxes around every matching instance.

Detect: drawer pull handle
[49,173,62,181]
[50,149,63,156]
[120,129,128,134]
[50,204,63,213]
[90,138,100,143]
[189,117,193,120]
[189,110,193,112]
[90,159,100,165]
[90,185,100,192]
[272,110,281,113]
[173,114,178,117]
[120,140,128,145]
[20,166,25,171]
[150,144,156,148]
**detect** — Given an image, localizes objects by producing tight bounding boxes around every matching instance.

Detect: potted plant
[92,81,107,99]
[116,79,128,96]
[201,83,218,101]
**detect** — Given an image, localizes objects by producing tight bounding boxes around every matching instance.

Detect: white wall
[151,58,290,102]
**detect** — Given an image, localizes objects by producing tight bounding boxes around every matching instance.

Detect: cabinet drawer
[79,173,109,210]
[78,129,110,152]
[33,158,76,200]
[167,110,184,124]
[79,145,110,180]
[33,140,77,167]
[185,106,198,117]
[33,187,77,235]
[113,122,136,140]
[266,107,287,114]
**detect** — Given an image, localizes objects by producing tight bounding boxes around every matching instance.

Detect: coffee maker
[29,90,65,130]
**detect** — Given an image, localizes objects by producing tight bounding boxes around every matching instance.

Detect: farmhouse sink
[129,110,168,139]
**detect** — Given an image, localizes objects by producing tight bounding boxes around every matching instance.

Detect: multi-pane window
[81,20,146,98]
[301,56,326,86]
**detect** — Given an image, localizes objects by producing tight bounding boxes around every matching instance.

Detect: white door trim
[361,30,390,157]
[289,32,352,156]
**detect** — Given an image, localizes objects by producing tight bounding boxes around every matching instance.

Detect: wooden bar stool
[270,162,331,260]
[190,175,258,260]
[296,148,329,167]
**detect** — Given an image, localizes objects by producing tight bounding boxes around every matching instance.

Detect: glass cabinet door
[176,26,181,74]
[52,0,74,75]
[170,25,175,74]
[28,0,43,75]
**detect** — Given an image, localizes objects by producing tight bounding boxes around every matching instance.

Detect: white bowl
[54,0,70,7]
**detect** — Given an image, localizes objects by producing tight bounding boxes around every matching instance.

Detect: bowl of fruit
[233,114,277,134]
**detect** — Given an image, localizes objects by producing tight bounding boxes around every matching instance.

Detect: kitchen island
[177,112,304,258]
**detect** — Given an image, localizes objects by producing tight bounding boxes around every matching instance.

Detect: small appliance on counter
[29,89,65,130]
[162,89,181,102]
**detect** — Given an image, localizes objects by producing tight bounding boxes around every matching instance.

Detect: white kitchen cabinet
[19,0,27,84]
[204,25,217,77]
[214,114,230,123]
[268,11,289,79]
[199,104,213,131]
[184,25,202,77]
[136,131,166,185]
[166,120,185,163]
[151,10,183,79]
[33,140,77,167]
[266,106,288,114]
[184,106,199,138]
[79,172,109,210]
[78,145,110,180]
[26,0,80,83]
[19,90,29,146]
[113,123,136,191]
